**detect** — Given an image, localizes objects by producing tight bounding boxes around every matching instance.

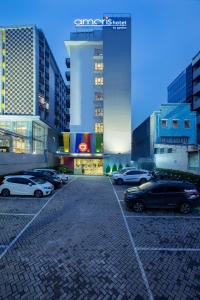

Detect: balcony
[65,58,70,68]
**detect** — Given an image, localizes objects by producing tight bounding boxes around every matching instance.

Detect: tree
[118,163,123,170]
[106,165,111,174]
[112,163,117,172]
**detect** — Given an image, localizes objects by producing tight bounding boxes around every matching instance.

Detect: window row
[161,119,190,129]
[154,147,175,154]
[159,136,189,144]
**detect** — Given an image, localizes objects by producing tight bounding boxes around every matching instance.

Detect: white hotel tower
[63,14,132,175]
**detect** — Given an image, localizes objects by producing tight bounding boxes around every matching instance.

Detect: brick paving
[0,177,200,299]
[0,177,148,299]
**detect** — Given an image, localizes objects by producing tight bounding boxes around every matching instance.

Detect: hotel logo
[74,17,127,29]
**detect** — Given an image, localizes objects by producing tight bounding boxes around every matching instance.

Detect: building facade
[132,103,198,172]
[62,15,132,175]
[0,25,69,173]
[0,25,70,156]
[167,50,200,143]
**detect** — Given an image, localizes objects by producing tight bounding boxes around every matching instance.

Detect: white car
[111,169,152,185]
[0,175,54,197]
[33,168,68,183]
[110,167,136,176]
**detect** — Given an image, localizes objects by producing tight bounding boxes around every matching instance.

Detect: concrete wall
[154,144,188,172]
[0,152,58,175]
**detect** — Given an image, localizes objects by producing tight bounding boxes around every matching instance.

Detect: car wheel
[1,188,10,197]
[34,190,43,198]
[133,201,144,212]
[117,178,123,185]
[139,178,147,185]
[180,202,191,214]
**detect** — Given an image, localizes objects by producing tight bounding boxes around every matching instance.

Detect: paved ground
[0,176,200,299]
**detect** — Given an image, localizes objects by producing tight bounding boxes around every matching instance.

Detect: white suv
[0,175,54,197]
[33,169,68,183]
[112,169,152,185]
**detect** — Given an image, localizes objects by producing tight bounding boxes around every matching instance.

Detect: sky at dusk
[1,0,200,128]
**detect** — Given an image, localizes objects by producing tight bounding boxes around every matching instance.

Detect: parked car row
[0,168,68,198]
[110,167,200,214]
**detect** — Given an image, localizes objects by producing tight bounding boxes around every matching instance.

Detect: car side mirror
[28,183,32,186]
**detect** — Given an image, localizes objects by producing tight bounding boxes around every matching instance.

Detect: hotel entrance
[74,158,103,175]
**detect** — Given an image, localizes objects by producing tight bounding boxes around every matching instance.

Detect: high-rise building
[0,25,70,155]
[62,15,132,175]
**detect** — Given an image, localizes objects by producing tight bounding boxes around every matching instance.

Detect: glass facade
[0,120,47,154]
[167,64,193,104]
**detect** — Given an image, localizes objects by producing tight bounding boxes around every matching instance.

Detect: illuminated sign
[74,17,127,29]
[78,142,88,152]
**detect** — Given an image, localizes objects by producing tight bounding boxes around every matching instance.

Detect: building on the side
[0,25,70,173]
[167,64,193,105]
[167,50,200,142]
[61,15,132,175]
[132,103,199,173]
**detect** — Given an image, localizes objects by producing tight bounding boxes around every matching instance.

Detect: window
[165,186,183,193]
[154,148,158,154]
[184,120,190,128]
[95,123,103,133]
[94,48,103,56]
[160,148,164,154]
[95,92,103,101]
[95,108,103,117]
[95,77,103,86]
[161,119,167,128]
[7,177,31,185]
[172,120,179,128]
[94,62,104,71]
[167,148,173,153]
[151,186,166,193]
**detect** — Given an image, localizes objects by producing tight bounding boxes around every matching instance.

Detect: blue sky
[1,0,200,128]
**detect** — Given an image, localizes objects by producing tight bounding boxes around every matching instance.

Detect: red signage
[78,142,88,152]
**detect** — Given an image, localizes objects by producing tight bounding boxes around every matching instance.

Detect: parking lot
[0,176,200,299]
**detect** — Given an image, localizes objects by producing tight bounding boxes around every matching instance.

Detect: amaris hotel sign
[74,16,127,30]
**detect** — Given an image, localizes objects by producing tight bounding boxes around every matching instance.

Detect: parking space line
[124,215,200,219]
[0,213,35,217]
[0,177,77,261]
[109,179,154,300]
[137,247,200,252]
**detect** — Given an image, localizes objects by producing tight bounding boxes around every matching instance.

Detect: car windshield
[30,177,46,184]
[139,181,156,191]
[119,169,128,174]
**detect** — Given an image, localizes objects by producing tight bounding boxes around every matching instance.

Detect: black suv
[17,171,62,189]
[124,180,200,214]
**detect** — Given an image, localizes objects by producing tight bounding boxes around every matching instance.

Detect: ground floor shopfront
[60,156,103,175]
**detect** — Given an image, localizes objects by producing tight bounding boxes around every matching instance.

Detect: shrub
[118,163,123,170]
[112,164,117,172]
[106,165,111,174]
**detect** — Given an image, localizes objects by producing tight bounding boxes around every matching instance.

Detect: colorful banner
[95,134,103,153]
[75,133,91,153]
[63,132,70,152]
